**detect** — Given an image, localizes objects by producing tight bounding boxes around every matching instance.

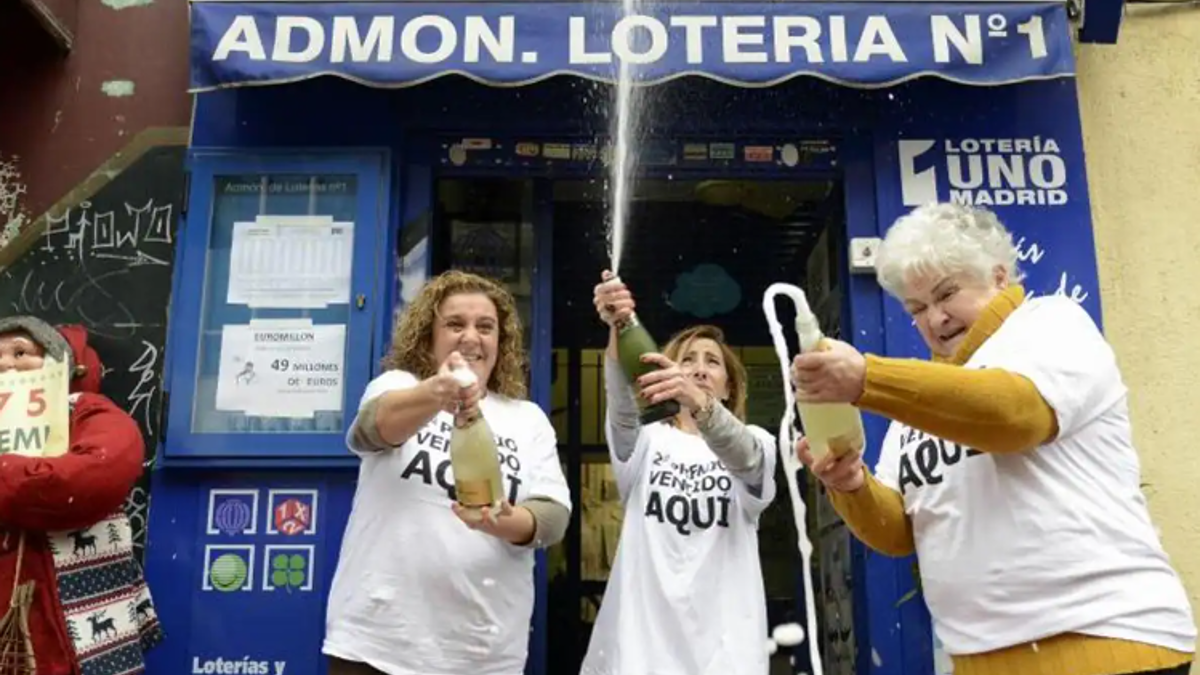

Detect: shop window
[166,154,387,459]
[547,175,847,674]
[419,169,852,674]
[433,178,536,351]
[192,174,357,434]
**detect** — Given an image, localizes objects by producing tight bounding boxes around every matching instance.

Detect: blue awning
[189,1,1075,93]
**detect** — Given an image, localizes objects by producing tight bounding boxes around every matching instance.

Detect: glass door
[427,176,554,675]
[545,175,849,675]
[421,167,856,675]
[431,178,538,345]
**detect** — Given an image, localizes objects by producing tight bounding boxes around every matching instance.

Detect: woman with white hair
[791,203,1195,675]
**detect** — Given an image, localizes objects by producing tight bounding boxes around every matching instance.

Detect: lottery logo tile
[203,545,255,592]
[744,145,774,162]
[267,489,318,536]
[709,143,736,160]
[262,545,315,592]
[206,489,259,536]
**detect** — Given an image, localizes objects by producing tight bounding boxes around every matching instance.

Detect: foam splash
[762,284,824,675]
[772,622,806,647]
[451,365,478,388]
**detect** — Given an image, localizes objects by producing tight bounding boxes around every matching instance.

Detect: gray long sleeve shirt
[604,356,767,494]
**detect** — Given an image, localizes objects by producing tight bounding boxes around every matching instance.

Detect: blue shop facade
[146,2,1122,674]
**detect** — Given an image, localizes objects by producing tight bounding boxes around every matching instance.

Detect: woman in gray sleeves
[580,271,777,675]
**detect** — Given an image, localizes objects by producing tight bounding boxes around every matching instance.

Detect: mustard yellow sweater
[828,285,1193,675]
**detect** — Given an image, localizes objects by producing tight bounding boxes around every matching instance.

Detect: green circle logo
[210,553,248,592]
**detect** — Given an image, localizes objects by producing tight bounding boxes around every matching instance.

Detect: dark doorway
[543,176,848,675]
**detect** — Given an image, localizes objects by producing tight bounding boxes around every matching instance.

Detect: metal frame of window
[163,149,392,466]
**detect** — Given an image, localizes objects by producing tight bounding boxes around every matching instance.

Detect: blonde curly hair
[382,270,528,399]
[662,324,749,422]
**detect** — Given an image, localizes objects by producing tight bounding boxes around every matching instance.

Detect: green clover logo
[270,553,307,592]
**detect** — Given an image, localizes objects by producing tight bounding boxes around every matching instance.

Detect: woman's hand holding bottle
[426,352,483,416]
[594,270,635,326]
[795,437,866,493]
[635,353,709,413]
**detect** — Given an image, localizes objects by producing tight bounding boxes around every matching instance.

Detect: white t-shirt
[874,296,1196,656]
[323,370,572,675]
[581,421,778,675]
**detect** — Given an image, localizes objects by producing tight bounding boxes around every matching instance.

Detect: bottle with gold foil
[447,366,505,523]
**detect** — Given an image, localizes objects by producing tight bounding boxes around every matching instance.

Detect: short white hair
[875,203,1023,298]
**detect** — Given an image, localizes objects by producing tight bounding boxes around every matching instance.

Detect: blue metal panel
[840,131,915,675]
[525,179,556,675]
[391,160,432,323]
[1079,0,1124,44]
[143,470,358,675]
[163,151,389,463]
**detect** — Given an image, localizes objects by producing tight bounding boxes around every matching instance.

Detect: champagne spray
[762,282,824,675]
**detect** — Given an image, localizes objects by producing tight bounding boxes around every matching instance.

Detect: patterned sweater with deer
[0,390,160,675]
[47,508,161,675]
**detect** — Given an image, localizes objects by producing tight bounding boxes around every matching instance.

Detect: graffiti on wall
[0,154,30,247]
[0,134,185,561]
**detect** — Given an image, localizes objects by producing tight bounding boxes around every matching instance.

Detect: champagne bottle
[610,281,681,425]
[789,291,866,463]
[447,366,505,524]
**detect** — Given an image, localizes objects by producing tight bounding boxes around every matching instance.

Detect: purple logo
[214,498,253,535]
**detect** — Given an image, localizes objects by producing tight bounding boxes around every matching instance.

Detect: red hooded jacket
[0,320,147,675]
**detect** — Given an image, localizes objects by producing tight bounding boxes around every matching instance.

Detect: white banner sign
[0,358,71,457]
[215,320,346,418]
[227,215,354,309]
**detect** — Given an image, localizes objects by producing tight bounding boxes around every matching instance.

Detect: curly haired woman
[792,203,1194,675]
[322,270,572,675]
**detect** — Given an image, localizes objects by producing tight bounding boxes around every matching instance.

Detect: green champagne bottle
[614,311,681,426]
[447,366,505,524]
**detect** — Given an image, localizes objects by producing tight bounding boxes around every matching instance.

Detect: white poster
[227,215,354,309]
[215,320,346,418]
[0,358,71,457]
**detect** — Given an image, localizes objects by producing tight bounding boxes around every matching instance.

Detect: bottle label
[456,479,495,507]
[827,432,864,458]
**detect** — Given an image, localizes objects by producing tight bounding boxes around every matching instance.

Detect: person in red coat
[0,316,161,675]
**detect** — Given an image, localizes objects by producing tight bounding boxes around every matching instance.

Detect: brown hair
[381,270,528,399]
[661,324,749,422]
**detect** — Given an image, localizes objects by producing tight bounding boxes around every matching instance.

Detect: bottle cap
[451,365,478,388]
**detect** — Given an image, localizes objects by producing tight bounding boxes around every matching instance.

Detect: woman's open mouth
[938,328,966,345]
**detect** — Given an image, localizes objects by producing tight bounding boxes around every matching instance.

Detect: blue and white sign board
[190,2,1075,92]
[874,81,1099,335]
[144,474,356,675]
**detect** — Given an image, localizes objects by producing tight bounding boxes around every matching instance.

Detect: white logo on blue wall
[898,138,1068,208]
[192,656,287,675]
[669,264,741,318]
